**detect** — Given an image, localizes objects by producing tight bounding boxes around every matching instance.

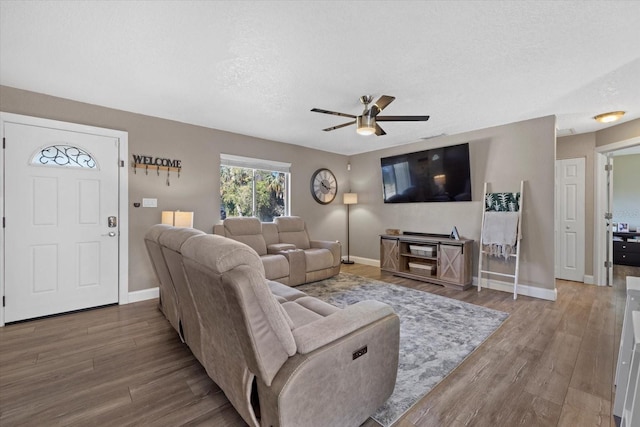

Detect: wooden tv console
[380,233,473,290]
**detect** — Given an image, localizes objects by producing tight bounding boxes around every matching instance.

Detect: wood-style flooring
[1,264,637,426]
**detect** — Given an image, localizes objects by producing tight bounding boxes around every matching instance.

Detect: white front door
[3,121,120,322]
[555,158,586,282]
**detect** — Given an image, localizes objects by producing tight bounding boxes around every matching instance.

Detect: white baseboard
[127,287,159,303]
[342,256,380,267]
[583,275,595,285]
[475,277,557,301]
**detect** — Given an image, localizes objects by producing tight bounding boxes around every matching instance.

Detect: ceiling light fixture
[593,111,625,123]
[356,113,376,136]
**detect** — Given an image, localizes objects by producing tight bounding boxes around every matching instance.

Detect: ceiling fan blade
[371,95,395,116]
[376,115,430,122]
[375,123,387,136]
[322,120,356,132]
[311,108,356,119]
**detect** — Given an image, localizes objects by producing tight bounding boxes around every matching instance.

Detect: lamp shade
[161,211,174,225]
[161,210,194,228]
[343,193,358,205]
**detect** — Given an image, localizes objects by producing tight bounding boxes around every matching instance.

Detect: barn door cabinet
[380,233,473,290]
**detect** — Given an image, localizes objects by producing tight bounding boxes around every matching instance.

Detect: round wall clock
[310,168,338,204]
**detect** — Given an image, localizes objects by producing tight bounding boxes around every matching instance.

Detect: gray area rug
[298,273,509,426]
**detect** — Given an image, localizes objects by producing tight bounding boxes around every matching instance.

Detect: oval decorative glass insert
[31,145,97,169]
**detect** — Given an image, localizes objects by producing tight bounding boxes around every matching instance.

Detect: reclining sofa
[213,216,341,286]
[144,225,400,427]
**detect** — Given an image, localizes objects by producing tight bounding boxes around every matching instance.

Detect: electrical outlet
[142,198,157,208]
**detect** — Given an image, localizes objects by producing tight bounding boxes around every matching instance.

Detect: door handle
[102,232,117,237]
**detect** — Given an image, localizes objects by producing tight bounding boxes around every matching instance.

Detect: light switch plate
[142,198,157,208]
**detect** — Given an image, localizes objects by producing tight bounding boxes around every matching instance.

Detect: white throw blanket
[482,211,519,259]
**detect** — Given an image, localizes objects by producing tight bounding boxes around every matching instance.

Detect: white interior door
[555,158,586,282]
[4,121,120,322]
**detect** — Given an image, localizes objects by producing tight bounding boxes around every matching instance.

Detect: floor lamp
[342,192,358,264]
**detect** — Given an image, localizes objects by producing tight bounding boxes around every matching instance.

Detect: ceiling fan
[311,95,429,136]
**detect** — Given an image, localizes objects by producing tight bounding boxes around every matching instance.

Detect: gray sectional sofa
[213,216,341,286]
[144,224,400,427]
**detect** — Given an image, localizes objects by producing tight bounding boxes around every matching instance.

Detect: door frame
[594,135,640,286]
[0,112,129,326]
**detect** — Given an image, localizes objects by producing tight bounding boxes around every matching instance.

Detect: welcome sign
[132,154,181,169]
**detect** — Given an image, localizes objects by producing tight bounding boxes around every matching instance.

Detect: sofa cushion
[223,217,268,255]
[267,243,296,253]
[280,295,341,329]
[275,216,311,249]
[281,301,323,327]
[304,248,335,272]
[294,296,340,317]
[261,254,290,280]
[145,223,173,241]
[158,226,206,252]
[268,280,306,302]
[182,234,265,275]
[262,222,280,246]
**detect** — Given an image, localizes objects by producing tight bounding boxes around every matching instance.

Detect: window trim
[220,153,291,173]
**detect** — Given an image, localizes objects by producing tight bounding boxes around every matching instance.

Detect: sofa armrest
[267,243,297,253]
[310,240,341,267]
[292,300,396,354]
[212,224,226,236]
[279,248,306,286]
[259,307,399,427]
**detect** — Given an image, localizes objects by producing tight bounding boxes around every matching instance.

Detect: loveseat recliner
[144,225,400,427]
[213,216,341,286]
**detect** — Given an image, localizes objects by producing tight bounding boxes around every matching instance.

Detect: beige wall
[613,154,640,232]
[348,116,557,291]
[556,133,596,276]
[1,85,349,292]
[596,119,640,147]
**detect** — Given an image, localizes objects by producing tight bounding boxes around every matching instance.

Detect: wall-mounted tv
[381,143,472,203]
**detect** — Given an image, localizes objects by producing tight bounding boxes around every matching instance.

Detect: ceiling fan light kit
[356,114,376,135]
[593,111,625,123]
[312,95,429,136]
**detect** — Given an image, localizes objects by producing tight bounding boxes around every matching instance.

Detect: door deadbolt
[108,216,117,227]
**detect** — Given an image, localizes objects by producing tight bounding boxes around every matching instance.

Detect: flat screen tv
[381,143,472,203]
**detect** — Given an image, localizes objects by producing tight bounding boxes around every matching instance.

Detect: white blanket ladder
[477,181,524,300]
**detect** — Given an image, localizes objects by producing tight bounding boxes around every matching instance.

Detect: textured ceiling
[1,1,639,155]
